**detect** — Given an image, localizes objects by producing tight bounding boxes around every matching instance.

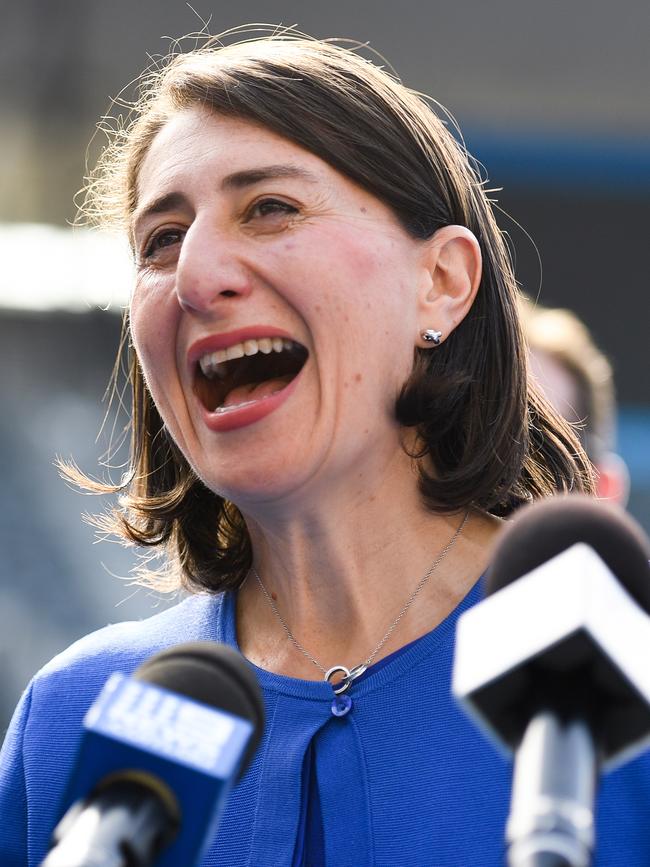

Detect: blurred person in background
[2,30,647,867]
[521,297,630,505]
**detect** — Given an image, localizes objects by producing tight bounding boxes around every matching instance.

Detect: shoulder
[13,591,230,788]
[0,592,231,862]
[32,591,227,700]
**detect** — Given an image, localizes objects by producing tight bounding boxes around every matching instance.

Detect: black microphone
[453,495,650,867]
[42,641,265,867]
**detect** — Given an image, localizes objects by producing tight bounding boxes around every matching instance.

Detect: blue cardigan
[2,583,650,866]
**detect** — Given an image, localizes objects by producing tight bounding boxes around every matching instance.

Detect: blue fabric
[301,636,426,866]
[2,582,650,866]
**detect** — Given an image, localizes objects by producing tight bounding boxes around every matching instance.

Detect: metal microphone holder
[506,711,597,867]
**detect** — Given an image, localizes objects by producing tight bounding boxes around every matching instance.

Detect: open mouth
[194,337,309,414]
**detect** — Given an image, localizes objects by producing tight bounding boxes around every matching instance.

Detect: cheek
[290,224,416,320]
[297,233,417,378]
[129,302,156,375]
[335,231,418,316]
[129,280,179,388]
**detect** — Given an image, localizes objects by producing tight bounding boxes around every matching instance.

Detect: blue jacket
[2,583,650,866]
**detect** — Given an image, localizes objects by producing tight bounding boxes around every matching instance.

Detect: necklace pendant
[347,663,368,683]
[326,663,368,717]
[324,662,368,696]
[324,664,352,695]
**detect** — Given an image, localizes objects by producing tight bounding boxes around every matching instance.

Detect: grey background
[1,0,649,731]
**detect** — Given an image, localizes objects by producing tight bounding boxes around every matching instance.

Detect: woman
[2,32,648,866]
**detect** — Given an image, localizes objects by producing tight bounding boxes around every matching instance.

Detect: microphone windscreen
[487,495,650,612]
[133,642,265,776]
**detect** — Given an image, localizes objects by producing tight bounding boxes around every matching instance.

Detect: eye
[142,227,185,261]
[247,198,299,220]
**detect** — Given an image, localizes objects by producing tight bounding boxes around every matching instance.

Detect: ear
[416,225,482,348]
[596,452,630,507]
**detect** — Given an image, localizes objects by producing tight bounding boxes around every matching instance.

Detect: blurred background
[1,0,648,731]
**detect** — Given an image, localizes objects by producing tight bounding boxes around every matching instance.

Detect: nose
[175,219,252,315]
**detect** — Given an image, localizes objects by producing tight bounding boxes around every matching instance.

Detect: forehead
[136,108,331,204]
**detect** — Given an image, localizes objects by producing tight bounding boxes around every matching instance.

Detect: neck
[235,456,501,679]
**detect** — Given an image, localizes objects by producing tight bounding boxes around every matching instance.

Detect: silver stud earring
[421,329,442,345]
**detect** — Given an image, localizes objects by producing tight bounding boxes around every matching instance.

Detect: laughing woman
[2,32,649,867]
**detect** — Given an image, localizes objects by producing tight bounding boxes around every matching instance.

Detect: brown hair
[67,31,594,593]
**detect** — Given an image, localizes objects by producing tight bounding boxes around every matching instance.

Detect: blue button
[331,693,353,717]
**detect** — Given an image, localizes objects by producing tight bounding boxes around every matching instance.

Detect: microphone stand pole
[506,710,598,867]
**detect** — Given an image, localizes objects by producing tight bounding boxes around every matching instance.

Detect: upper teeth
[199,337,294,378]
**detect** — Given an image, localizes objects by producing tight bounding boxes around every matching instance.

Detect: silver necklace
[251,510,470,696]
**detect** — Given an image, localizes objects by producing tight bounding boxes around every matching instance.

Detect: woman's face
[130,107,432,508]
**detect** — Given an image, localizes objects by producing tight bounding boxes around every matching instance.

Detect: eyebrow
[132,164,319,234]
[221,164,319,190]
[132,192,190,236]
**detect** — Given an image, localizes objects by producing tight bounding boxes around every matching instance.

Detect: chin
[200,462,314,511]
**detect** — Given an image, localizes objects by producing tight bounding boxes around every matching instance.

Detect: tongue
[221,375,293,408]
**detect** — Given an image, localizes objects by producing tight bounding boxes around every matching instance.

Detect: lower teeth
[214,398,259,414]
[213,392,288,414]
